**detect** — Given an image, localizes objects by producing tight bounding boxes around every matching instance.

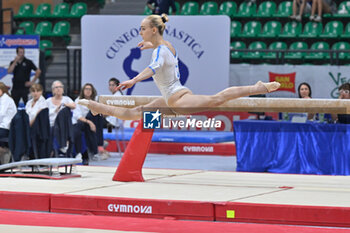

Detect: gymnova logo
[183,146,214,152]
[106,99,135,106]
[143,109,222,130]
[107,204,152,214]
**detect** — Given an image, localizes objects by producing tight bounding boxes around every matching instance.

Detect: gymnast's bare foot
[78,99,99,116]
[256,81,280,93]
[78,99,89,107]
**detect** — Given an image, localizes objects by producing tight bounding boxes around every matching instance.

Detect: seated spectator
[0,82,17,163]
[106,77,123,129]
[73,83,106,165]
[291,0,312,21]
[298,82,314,120]
[332,83,350,124]
[26,84,48,126]
[298,82,312,99]
[282,82,313,121]
[109,77,123,96]
[147,0,177,15]
[46,80,75,156]
[8,107,31,162]
[104,77,125,154]
[309,0,337,22]
[26,84,50,159]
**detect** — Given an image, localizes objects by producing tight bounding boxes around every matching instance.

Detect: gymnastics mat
[103,128,234,143]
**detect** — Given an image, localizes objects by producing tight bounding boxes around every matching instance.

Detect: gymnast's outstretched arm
[117,67,154,92]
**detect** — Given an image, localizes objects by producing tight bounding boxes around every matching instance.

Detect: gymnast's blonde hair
[146,13,169,36]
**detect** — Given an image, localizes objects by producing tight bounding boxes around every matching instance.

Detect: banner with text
[81,15,230,96]
[230,64,350,99]
[0,35,40,89]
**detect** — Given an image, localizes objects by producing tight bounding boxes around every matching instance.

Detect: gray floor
[89,153,237,171]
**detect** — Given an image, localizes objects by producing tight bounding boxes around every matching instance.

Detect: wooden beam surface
[98,95,350,114]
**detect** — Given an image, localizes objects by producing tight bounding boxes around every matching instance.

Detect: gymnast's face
[299,84,310,98]
[140,19,155,41]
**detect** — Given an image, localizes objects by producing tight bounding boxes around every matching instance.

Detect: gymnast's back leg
[78,97,168,120]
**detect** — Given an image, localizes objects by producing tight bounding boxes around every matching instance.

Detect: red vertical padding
[113,120,154,182]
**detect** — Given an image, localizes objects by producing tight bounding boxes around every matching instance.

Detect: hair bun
[161,13,169,23]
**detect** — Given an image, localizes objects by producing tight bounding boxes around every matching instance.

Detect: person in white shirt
[79,14,280,120]
[25,84,48,126]
[72,83,101,163]
[0,82,17,159]
[109,77,123,96]
[106,77,123,128]
[46,80,75,156]
[46,80,75,127]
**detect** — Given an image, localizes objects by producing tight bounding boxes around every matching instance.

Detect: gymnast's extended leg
[79,97,168,120]
[168,81,280,110]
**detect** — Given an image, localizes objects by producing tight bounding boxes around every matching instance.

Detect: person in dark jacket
[147,0,177,15]
[31,108,50,159]
[7,46,41,106]
[333,83,350,124]
[53,107,74,157]
[9,110,31,162]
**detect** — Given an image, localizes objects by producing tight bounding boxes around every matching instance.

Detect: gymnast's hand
[116,79,136,91]
[137,41,154,50]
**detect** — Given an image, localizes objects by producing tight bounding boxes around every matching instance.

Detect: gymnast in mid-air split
[79,14,281,119]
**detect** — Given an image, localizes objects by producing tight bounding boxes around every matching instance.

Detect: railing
[1,8,14,34]
[41,46,81,97]
[68,46,82,94]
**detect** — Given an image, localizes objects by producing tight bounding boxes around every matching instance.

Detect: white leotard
[148,45,189,102]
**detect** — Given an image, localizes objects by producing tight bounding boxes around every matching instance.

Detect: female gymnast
[79,14,280,120]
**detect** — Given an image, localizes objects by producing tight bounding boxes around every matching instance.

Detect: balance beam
[98,95,350,114]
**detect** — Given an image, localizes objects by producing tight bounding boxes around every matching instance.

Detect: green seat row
[147,1,350,17]
[231,20,350,38]
[144,1,290,17]
[223,0,350,18]
[231,41,350,60]
[144,1,242,16]
[15,21,70,38]
[326,1,350,17]
[14,2,87,19]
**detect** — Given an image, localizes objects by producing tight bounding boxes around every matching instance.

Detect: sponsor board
[82,15,230,97]
[0,35,40,89]
[230,64,350,99]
